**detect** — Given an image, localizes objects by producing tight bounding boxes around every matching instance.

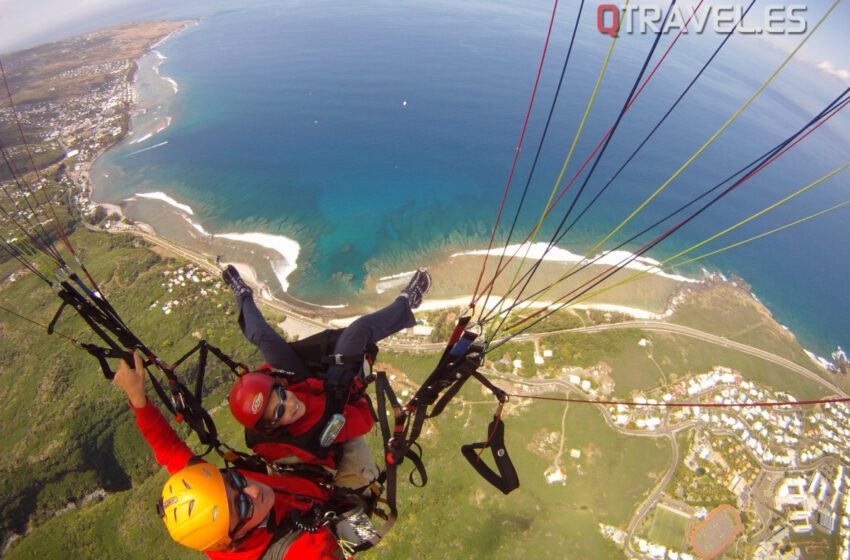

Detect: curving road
[388,320,842,396]
[559,321,842,395]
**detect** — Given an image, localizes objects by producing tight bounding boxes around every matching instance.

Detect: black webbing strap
[387,320,521,495]
[359,371,412,550]
[427,358,478,418]
[53,284,137,378]
[460,416,519,495]
[79,343,131,380]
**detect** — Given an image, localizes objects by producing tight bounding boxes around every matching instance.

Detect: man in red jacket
[113,351,345,559]
[223,266,431,491]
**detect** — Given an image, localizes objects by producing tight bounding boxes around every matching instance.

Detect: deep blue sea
[85,0,848,356]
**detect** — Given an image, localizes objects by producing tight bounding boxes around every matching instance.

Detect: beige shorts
[334,436,380,490]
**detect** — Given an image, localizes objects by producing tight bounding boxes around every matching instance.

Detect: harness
[359,316,519,551]
[245,412,344,462]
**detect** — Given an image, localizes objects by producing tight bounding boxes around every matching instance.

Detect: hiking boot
[222,265,253,298]
[400,268,431,310]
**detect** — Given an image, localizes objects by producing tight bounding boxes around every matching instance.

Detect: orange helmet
[158,462,231,551]
[229,372,276,429]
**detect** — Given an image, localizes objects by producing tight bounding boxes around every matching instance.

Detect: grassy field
[645,331,832,401]
[670,283,844,389]
[648,504,692,551]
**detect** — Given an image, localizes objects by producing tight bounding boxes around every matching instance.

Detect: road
[625,431,682,557]
[391,320,841,396]
[565,321,843,396]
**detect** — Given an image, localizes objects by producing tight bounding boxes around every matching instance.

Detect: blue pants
[237,295,416,374]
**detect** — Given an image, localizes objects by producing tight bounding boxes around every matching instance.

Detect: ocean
[88,0,849,356]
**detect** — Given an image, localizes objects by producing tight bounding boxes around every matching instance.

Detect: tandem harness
[45,274,518,554]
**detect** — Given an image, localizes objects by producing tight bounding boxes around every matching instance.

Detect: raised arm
[113,351,195,474]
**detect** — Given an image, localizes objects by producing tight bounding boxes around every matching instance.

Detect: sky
[0,0,848,64]
[0,0,132,52]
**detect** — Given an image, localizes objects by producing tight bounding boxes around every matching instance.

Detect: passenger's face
[261,384,306,429]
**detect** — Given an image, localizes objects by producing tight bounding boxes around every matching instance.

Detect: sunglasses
[225,469,255,537]
[259,384,288,431]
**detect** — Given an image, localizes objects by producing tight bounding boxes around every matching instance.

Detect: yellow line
[575,0,840,264]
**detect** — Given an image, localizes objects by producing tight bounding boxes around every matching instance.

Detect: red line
[508,393,850,409]
[625,0,705,113]
[0,58,77,255]
[471,0,560,305]
[0,57,109,294]
[546,0,706,218]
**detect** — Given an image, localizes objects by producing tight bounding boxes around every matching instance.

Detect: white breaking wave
[164,77,179,94]
[180,215,210,236]
[128,117,173,146]
[124,141,168,157]
[375,269,419,294]
[129,133,153,145]
[215,232,300,292]
[135,192,195,215]
[454,242,697,283]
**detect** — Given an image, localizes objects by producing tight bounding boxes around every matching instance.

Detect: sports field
[649,504,692,550]
[690,505,744,559]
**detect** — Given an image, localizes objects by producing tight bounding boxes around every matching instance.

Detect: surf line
[123,141,169,158]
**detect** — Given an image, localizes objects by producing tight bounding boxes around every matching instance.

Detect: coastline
[76,20,843,370]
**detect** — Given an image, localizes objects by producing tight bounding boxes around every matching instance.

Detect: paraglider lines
[472,0,561,301]
[475,0,587,320]
[487,86,850,330]
[479,1,842,342]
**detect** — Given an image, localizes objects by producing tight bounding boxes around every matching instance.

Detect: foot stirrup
[460,416,519,495]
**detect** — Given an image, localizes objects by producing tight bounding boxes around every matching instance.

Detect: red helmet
[229,372,276,429]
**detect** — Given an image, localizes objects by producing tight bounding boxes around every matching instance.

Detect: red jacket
[252,378,375,469]
[131,400,342,559]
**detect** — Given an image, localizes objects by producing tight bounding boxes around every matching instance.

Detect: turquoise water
[91,0,849,356]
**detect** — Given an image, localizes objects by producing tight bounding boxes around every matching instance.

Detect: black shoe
[400,268,431,310]
[222,265,253,298]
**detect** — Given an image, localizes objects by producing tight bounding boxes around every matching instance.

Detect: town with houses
[522,344,850,560]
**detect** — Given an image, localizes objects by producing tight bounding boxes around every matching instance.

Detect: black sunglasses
[259,384,288,431]
[225,469,254,537]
